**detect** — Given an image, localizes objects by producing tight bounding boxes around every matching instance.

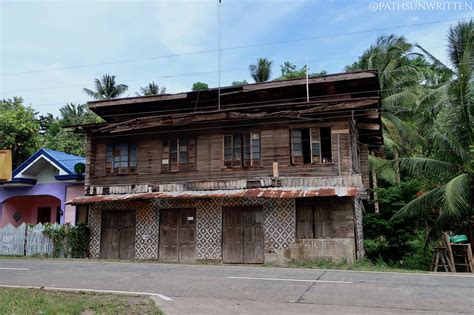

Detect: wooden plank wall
[87,120,360,189]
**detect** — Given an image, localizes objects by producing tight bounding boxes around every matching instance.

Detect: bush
[43,224,90,258]
[364,179,433,269]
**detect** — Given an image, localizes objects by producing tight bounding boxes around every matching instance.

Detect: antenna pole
[306,58,309,103]
[217,0,222,110]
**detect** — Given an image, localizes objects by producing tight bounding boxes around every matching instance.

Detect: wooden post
[371,152,379,214]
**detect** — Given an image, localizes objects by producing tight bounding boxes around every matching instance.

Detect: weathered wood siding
[87,120,365,189]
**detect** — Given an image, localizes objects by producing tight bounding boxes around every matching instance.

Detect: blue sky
[1,0,472,115]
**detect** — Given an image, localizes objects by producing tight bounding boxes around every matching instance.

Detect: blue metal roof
[12,148,85,177]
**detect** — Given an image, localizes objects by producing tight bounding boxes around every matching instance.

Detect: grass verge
[266,258,426,273]
[0,287,163,315]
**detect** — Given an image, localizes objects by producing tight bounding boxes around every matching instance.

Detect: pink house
[0,148,86,227]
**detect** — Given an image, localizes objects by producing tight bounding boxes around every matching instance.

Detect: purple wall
[0,183,69,224]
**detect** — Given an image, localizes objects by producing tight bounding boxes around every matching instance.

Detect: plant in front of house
[43,223,91,258]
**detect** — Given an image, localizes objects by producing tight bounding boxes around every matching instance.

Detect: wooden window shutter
[243,133,251,168]
[105,144,113,174]
[224,135,233,168]
[170,139,179,172]
[314,201,331,238]
[187,138,196,169]
[291,129,303,165]
[251,132,261,167]
[296,204,314,239]
[310,128,321,163]
[161,140,170,172]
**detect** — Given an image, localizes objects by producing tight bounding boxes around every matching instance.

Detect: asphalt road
[0,259,473,314]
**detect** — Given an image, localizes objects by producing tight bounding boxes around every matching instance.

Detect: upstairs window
[106,144,137,174]
[224,132,261,168]
[162,138,196,172]
[291,128,332,164]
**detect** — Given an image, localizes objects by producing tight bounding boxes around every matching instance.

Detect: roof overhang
[67,187,359,205]
[54,174,85,182]
[0,178,37,187]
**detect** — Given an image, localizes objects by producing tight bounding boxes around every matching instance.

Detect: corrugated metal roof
[68,187,359,205]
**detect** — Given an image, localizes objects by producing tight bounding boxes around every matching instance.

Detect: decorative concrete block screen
[0,223,54,256]
[89,198,296,261]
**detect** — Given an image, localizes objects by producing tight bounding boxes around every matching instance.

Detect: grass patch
[266,258,426,273]
[0,287,163,315]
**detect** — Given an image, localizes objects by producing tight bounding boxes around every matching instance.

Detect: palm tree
[59,103,86,126]
[391,21,473,238]
[347,35,425,154]
[136,81,166,96]
[83,74,128,100]
[249,58,272,83]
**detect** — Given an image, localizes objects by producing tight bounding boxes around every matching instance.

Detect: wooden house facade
[70,71,382,264]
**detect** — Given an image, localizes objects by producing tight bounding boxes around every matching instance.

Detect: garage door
[223,207,264,264]
[100,210,136,260]
[159,208,196,263]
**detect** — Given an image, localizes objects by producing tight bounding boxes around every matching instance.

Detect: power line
[1,46,449,96]
[1,16,471,77]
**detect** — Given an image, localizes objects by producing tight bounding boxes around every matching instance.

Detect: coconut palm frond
[249,58,272,83]
[368,155,397,184]
[83,74,128,100]
[443,173,472,219]
[383,113,425,147]
[83,88,102,100]
[415,43,453,74]
[395,157,458,179]
[392,185,445,221]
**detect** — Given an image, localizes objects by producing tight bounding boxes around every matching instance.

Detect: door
[223,207,264,264]
[159,208,196,263]
[37,207,51,224]
[100,210,136,260]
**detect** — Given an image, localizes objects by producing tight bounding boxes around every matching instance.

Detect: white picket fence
[0,223,55,256]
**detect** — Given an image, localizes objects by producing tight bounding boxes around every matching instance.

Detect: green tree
[191,82,209,91]
[249,58,272,82]
[391,21,473,239]
[83,74,128,100]
[277,62,328,80]
[0,97,40,165]
[40,103,102,156]
[231,80,248,86]
[136,81,166,96]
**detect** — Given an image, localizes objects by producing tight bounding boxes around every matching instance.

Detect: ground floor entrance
[88,197,363,264]
[100,210,136,260]
[159,208,196,263]
[222,207,264,264]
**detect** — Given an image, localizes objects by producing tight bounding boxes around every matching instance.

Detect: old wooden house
[70,70,382,264]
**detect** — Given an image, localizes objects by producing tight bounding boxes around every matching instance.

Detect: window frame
[290,127,332,165]
[105,143,137,175]
[223,132,261,168]
[161,137,196,172]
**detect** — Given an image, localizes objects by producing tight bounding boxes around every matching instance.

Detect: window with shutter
[105,144,137,175]
[291,128,331,164]
[223,132,261,168]
[161,138,196,172]
[320,127,332,163]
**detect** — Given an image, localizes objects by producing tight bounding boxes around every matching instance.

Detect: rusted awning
[67,187,359,205]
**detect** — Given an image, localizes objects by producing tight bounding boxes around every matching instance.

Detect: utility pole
[217,0,222,110]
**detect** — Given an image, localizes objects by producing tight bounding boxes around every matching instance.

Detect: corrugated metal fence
[0,223,55,256]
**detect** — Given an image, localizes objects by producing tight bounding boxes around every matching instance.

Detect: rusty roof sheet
[68,187,359,205]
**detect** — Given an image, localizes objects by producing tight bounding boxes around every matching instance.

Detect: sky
[0,0,473,116]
